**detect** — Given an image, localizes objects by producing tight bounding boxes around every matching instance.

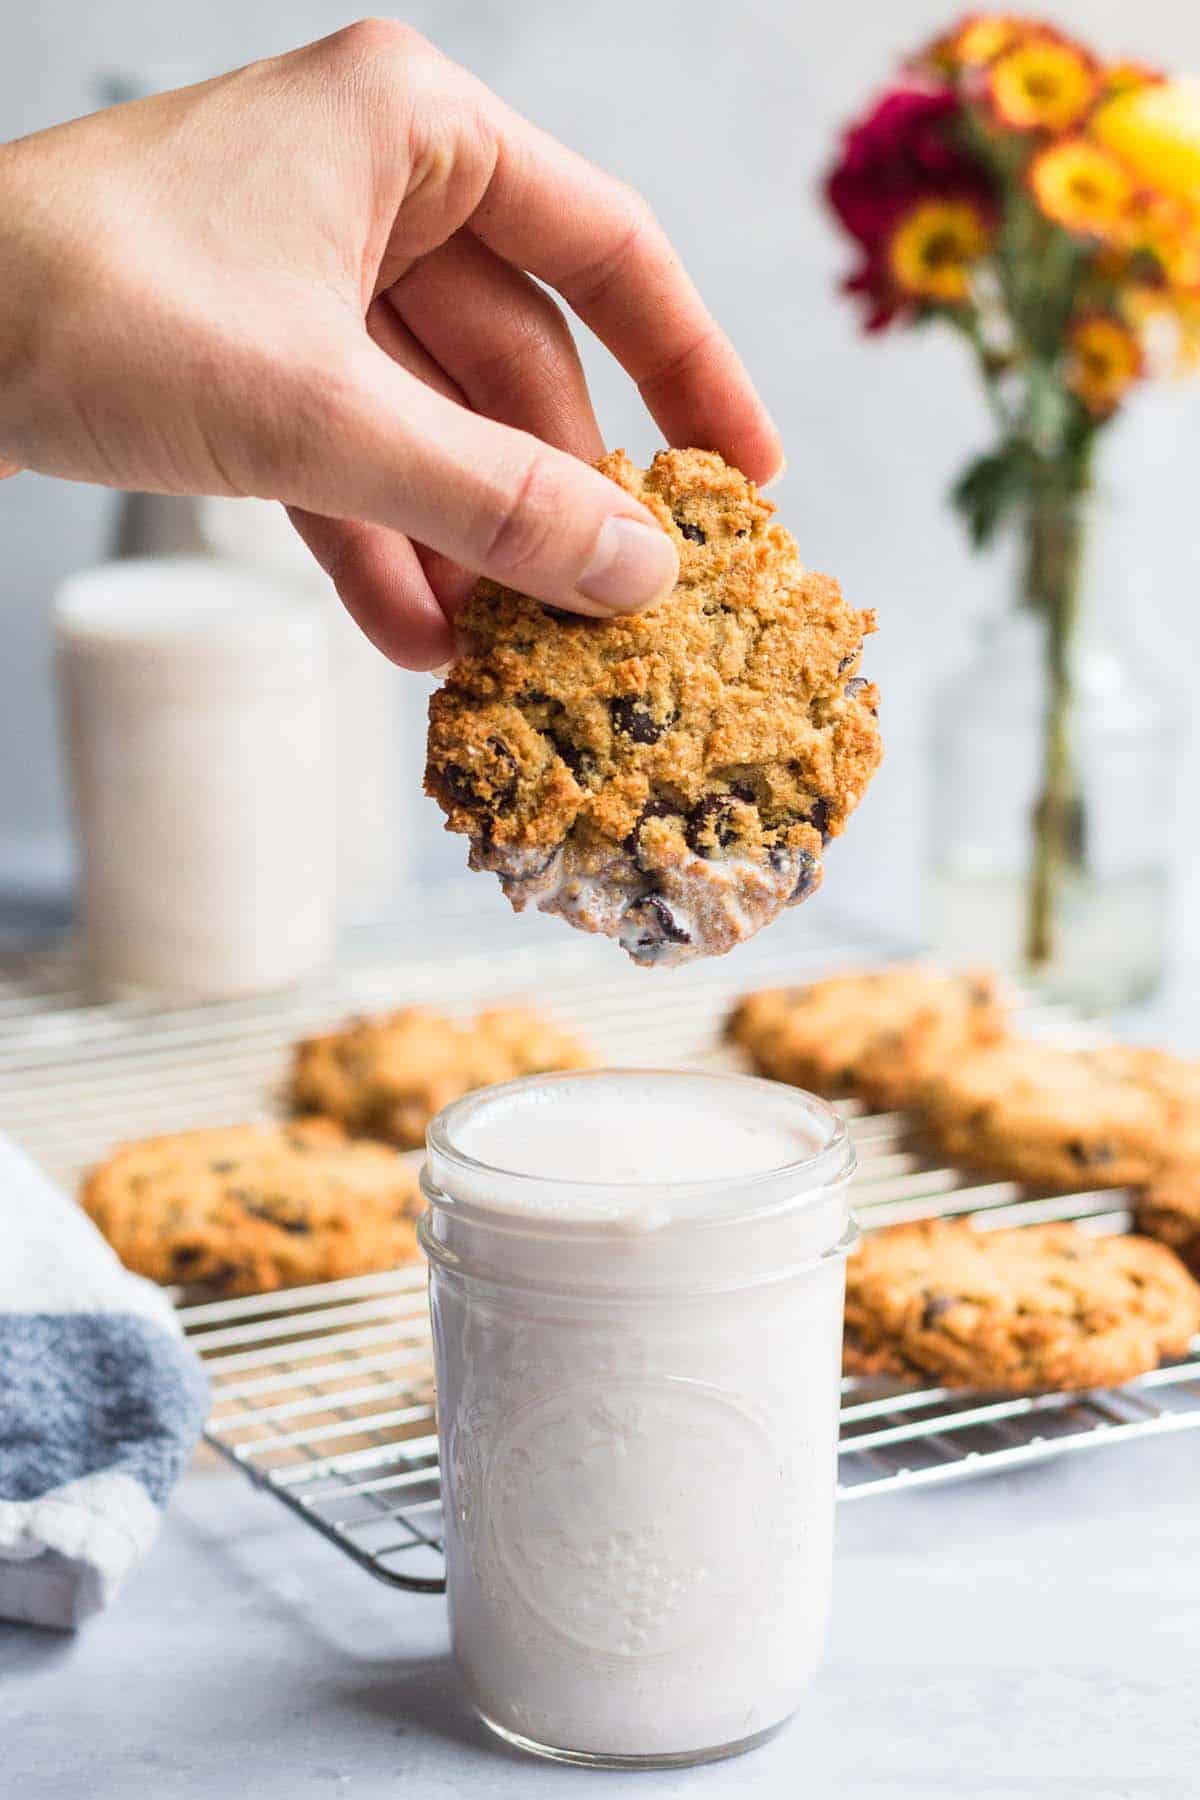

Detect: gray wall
[3,0,1199,942]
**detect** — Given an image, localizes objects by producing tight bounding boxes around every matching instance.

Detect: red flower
[826,82,994,328]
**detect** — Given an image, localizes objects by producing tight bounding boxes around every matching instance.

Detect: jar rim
[424,1067,855,1238]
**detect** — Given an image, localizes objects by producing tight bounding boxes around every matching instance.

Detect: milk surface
[452,1071,822,1195]
[424,1070,853,1765]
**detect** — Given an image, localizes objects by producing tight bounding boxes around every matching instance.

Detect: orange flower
[989,37,1097,132]
[1137,194,1200,289]
[888,197,992,303]
[942,14,1024,69]
[1064,313,1143,412]
[1029,138,1133,239]
[1098,60,1164,102]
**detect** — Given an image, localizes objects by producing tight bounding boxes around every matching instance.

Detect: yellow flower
[989,37,1097,133]
[1122,284,1200,375]
[1030,138,1133,238]
[1065,314,1143,413]
[949,15,1022,68]
[1095,78,1200,204]
[1175,292,1200,370]
[888,198,992,303]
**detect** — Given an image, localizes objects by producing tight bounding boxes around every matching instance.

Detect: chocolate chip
[549,733,598,787]
[844,675,878,715]
[439,738,519,816]
[921,1293,955,1328]
[686,793,741,856]
[440,763,484,813]
[1068,1140,1115,1167]
[674,518,706,544]
[243,1199,310,1235]
[170,1246,205,1274]
[623,798,677,864]
[485,738,519,810]
[624,893,692,952]
[837,647,861,675]
[610,697,675,744]
[788,848,821,903]
[808,797,831,842]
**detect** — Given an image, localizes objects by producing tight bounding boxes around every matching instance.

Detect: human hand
[0,22,781,667]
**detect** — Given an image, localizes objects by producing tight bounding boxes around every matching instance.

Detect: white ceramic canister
[420,1069,856,1769]
[55,557,336,998]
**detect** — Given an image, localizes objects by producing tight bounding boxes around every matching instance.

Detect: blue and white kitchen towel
[0,1133,208,1628]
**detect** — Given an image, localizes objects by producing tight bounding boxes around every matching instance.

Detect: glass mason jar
[419,1070,856,1770]
[55,559,336,998]
[929,605,1178,1010]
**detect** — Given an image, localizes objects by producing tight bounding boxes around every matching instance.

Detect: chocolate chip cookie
[290,1005,593,1149]
[1134,1131,1200,1278]
[82,1119,423,1295]
[726,964,1005,1110]
[425,448,882,967]
[920,1040,1200,1190]
[843,1218,1200,1391]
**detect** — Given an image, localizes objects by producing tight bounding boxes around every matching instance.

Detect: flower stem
[1023,485,1087,967]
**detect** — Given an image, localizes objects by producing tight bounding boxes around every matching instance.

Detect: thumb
[275,344,679,617]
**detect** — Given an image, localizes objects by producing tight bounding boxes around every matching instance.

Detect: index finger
[467,97,785,487]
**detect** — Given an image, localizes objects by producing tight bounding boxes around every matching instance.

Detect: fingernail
[577,516,679,612]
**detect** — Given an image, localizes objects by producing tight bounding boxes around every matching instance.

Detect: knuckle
[567,183,663,310]
[611,181,658,246]
[325,17,430,68]
[481,449,567,581]
[313,19,445,102]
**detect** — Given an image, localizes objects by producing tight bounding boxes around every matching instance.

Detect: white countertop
[5,1429,1198,1800]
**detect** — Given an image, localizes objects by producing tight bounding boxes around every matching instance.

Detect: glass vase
[929,596,1178,1012]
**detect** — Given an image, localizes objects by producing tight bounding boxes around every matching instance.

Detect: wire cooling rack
[3,900,1199,1595]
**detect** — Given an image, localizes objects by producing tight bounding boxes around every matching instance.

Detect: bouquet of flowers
[827,15,1200,967]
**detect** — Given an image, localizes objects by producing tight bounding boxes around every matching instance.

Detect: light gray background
[2,0,1199,944]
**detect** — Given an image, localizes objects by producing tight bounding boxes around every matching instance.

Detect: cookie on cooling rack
[82,1118,423,1295]
[425,448,882,968]
[289,1005,593,1149]
[919,1040,1200,1191]
[1135,1133,1200,1278]
[843,1217,1200,1392]
[725,964,1005,1110]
